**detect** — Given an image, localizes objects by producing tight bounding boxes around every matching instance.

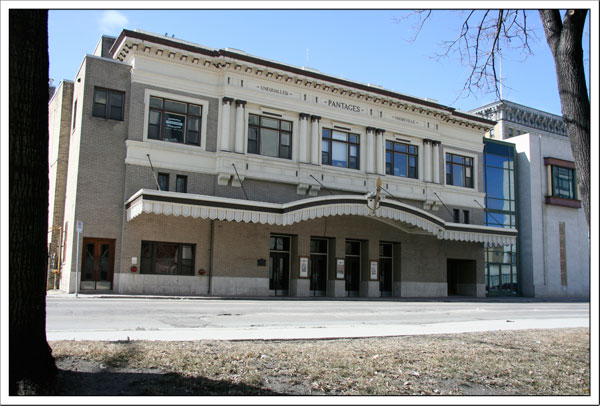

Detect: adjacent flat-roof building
[48,30,517,298]
[472,100,589,298]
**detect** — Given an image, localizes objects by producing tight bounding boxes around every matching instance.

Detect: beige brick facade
[49,29,516,298]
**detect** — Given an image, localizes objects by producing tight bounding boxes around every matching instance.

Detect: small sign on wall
[299,257,309,279]
[369,260,378,281]
[336,259,345,279]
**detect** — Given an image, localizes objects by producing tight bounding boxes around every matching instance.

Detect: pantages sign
[321,98,366,114]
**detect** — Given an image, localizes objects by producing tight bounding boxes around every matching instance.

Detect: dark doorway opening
[269,235,290,296]
[310,238,328,296]
[345,240,361,296]
[447,258,477,296]
[379,243,393,296]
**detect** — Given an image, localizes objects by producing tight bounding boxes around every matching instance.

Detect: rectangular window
[140,241,195,276]
[446,153,473,188]
[147,96,202,146]
[176,175,187,193]
[552,165,576,199]
[72,100,77,130]
[92,88,124,120]
[157,173,169,191]
[322,128,360,169]
[248,114,292,159]
[508,128,514,138]
[385,141,418,178]
[463,210,470,224]
[453,209,460,223]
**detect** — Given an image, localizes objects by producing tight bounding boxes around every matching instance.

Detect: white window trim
[319,118,364,172]
[443,147,478,191]
[142,88,209,151]
[245,105,300,162]
[382,133,421,181]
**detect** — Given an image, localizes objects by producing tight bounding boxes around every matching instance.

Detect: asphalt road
[45,293,590,341]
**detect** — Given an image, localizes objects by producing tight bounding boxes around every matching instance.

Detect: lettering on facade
[257,85,293,97]
[323,99,365,113]
[392,115,420,126]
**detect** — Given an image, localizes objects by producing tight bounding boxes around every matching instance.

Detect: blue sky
[47,8,591,116]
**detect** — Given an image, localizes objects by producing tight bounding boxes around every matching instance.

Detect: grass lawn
[50,327,590,396]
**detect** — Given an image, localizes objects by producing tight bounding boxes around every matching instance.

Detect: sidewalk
[46,290,590,341]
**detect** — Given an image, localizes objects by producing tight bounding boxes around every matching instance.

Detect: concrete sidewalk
[46,291,590,341]
[47,318,589,342]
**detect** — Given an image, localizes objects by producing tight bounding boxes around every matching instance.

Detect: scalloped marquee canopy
[125,189,517,246]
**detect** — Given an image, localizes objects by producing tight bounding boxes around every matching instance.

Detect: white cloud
[99,10,129,34]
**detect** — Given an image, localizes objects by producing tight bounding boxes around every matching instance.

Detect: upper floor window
[446,153,473,188]
[157,173,169,191]
[93,88,124,120]
[385,141,418,179]
[72,100,77,130]
[148,96,201,146]
[176,175,187,193]
[248,114,292,159]
[543,158,579,208]
[552,166,576,199]
[322,129,359,169]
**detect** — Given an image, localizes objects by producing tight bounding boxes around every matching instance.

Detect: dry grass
[50,328,590,396]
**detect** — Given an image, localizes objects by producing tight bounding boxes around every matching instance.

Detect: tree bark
[9,9,57,395]
[539,9,590,227]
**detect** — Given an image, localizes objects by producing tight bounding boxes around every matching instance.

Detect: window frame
[143,90,209,150]
[92,87,124,121]
[544,157,580,208]
[551,165,576,199]
[157,173,169,192]
[247,113,293,159]
[140,241,195,276]
[176,175,188,193]
[322,128,360,170]
[385,140,418,179]
[445,152,475,188]
[147,96,202,146]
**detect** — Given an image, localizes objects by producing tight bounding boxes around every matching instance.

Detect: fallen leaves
[50,327,589,396]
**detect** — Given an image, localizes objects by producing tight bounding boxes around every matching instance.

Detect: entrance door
[269,236,290,296]
[310,238,328,296]
[379,243,393,296]
[345,240,361,296]
[81,238,115,290]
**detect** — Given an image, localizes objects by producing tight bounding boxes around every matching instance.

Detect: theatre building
[48,29,517,298]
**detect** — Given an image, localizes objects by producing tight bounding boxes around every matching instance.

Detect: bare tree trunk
[9,9,57,395]
[539,9,590,227]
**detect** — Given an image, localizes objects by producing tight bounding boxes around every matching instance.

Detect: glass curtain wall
[483,139,519,296]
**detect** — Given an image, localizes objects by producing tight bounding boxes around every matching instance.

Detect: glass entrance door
[310,238,328,296]
[379,243,393,296]
[269,236,290,296]
[345,240,361,296]
[81,238,115,290]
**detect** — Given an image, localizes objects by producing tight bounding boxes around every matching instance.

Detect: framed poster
[369,260,378,281]
[299,257,309,279]
[336,258,345,279]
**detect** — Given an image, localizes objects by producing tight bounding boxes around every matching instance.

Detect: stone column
[299,113,310,163]
[376,128,385,175]
[234,99,246,153]
[432,140,441,184]
[220,97,233,151]
[366,126,376,173]
[310,115,321,165]
[423,139,432,182]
